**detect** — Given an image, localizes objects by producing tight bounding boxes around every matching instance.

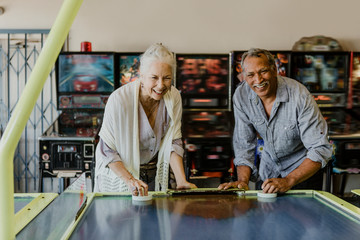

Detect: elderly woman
[94,43,197,195]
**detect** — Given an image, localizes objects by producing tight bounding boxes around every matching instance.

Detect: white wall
[1,0,360,53]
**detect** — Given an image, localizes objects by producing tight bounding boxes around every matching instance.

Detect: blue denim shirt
[233,76,332,181]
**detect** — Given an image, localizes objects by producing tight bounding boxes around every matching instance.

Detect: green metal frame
[15,193,58,234]
[0,0,84,239]
[352,189,360,196]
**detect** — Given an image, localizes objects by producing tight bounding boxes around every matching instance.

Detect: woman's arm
[169,152,197,189]
[100,139,148,196]
[108,161,148,196]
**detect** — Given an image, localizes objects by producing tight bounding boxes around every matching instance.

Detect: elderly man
[219,48,332,193]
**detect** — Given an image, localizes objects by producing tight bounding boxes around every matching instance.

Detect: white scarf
[94,80,182,192]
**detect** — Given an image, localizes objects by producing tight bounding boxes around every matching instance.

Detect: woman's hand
[108,161,149,195]
[169,152,198,190]
[126,178,149,196]
[176,180,197,190]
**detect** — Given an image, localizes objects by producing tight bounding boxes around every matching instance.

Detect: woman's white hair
[140,43,176,75]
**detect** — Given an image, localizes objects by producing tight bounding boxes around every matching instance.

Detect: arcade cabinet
[176,53,233,187]
[39,52,118,192]
[118,52,141,85]
[291,51,360,194]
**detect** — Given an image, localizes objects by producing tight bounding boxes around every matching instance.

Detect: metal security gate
[0,29,59,193]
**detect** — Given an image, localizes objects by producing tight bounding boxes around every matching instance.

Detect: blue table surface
[68,194,360,240]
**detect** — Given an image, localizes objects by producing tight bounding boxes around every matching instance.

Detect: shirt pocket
[251,118,267,136]
[274,120,301,156]
[284,122,300,140]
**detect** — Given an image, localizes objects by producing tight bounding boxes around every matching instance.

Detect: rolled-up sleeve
[97,138,122,167]
[171,138,184,157]
[299,93,332,168]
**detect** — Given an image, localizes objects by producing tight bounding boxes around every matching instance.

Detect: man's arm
[261,158,321,193]
[218,165,251,190]
[261,87,331,193]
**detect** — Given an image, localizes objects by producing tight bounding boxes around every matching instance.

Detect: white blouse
[97,98,184,166]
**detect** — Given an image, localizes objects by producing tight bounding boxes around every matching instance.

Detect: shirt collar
[276,76,289,103]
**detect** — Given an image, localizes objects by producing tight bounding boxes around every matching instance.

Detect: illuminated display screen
[56,52,117,109]
[176,54,229,95]
[176,54,230,109]
[311,93,346,107]
[118,53,141,86]
[182,111,231,138]
[72,95,102,104]
[345,142,360,150]
[57,145,77,153]
[352,53,360,89]
[58,95,109,109]
[351,52,360,106]
[291,52,349,93]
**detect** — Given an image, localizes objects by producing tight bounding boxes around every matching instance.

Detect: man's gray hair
[240,48,276,71]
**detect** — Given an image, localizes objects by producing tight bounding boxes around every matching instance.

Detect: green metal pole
[0,0,83,239]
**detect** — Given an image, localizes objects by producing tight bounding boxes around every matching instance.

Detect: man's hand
[261,177,294,193]
[218,180,249,191]
[261,158,322,193]
[218,165,251,190]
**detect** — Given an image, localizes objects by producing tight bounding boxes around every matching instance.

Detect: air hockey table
[16,189,360,240]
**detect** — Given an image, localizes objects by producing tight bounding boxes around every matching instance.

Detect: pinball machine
[117,52,141,85]
[291,51,360,193]
[341,51,360,169]
[291,51,360,165]
[175,53,233,186]
[38,52,118,192]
